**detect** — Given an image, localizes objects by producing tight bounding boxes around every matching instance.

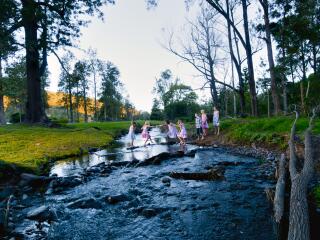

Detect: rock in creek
[105,194,131,204]
[161,177,171,186]
[67,198,102,209]
[48,177,82,194]
[19,173,53,188]
[169,167,225,181]
[26,205,57,222]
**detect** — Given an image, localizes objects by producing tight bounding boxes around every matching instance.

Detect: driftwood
[287,110,316,240]
[274,153,286,223]
[4,195,13,231]
[169,167,225,181]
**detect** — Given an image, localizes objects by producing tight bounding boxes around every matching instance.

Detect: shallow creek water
[14,128,277,239]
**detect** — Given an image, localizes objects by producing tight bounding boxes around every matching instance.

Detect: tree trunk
[83,89,88,123]
[0,55,6,124]
[274,153,286,223]
[93,72,97,121]
[267,90,270,118]
[288,111,315,240]
[21,0,46,123]
[241,0,258,116]
[68,77,73,123]
[300,81,305,115]
[260,0,280,116]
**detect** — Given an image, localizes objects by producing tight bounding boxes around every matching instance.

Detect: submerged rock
[161,177,171,186]
[169,167,225,181]
[26,205,57,222]
[105,194,131,204]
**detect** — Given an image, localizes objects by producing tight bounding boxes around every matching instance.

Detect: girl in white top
[128,121,137,147]
[213,106,220,135]
[165,120,178,139]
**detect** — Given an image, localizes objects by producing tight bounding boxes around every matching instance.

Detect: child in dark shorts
[195,113,203,140]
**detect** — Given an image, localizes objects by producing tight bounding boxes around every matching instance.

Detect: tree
[150,99,163,120]
[73,60,90,122]
[205,0,258,116]
[257,0,281,115]
[3,0,114,123]
[153,69,174,107]
[99,61,122,121]
[0,0,19,124]
[87,48,100,121]
[287,110,317,240]
[58,53,75,122]
[4,58,28,122]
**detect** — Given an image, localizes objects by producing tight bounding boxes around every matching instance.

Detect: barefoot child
[195,113,203,140]
[213,106,220,135]
[201,110,209,139]
[141,121,154,146]
[128,121,137,147]
[165,120,178,140]
[177,120,187,145]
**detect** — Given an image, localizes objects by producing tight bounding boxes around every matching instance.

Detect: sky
[47,0,267,112]
[47,0,204,112]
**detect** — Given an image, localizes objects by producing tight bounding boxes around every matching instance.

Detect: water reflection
[50,127,195,177]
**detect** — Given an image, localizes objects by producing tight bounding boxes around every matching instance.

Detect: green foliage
[10,112,25,123]
[221,116,320,148]
[313,185,320,207]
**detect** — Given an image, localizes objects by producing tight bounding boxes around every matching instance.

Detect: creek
[10,128,276,240]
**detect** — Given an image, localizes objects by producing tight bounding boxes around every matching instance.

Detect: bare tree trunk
[267,90,270,118]
[93,71,97,121]
[287,110,316,240]
[67,77,73,123]
[241,0,258,116]
[0,55,6,124]
[274,153,286,223]
[259,0,280,116]
[300,81,305,115]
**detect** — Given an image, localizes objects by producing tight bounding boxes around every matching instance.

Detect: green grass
[220,116,320,149]
[0,121,134,173]
[314,185,320,207]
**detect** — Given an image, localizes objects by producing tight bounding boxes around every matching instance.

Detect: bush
[10,112,25,123]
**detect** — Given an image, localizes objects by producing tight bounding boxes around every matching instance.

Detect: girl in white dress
[128,121,137,147]
[213,106,220,135]
[165,120,178,140]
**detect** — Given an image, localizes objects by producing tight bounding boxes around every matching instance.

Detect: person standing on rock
[165,120,178,141]
[201,110,209,140]
[177,120,187,145]
[141,121,154,146]
[213,106,220,135]
[128,121,137,147]
[195,113,203,140]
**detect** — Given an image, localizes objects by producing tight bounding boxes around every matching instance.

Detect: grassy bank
[220,117,320,149]
[0,121,133,173]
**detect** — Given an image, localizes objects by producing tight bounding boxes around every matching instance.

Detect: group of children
[128,107,220,147]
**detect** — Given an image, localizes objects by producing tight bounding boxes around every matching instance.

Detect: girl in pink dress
[201,109,209,139]
[141,121,153,146]
[177,120,187,145]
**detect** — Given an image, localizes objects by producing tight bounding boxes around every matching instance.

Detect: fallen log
[169,167,225,181]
